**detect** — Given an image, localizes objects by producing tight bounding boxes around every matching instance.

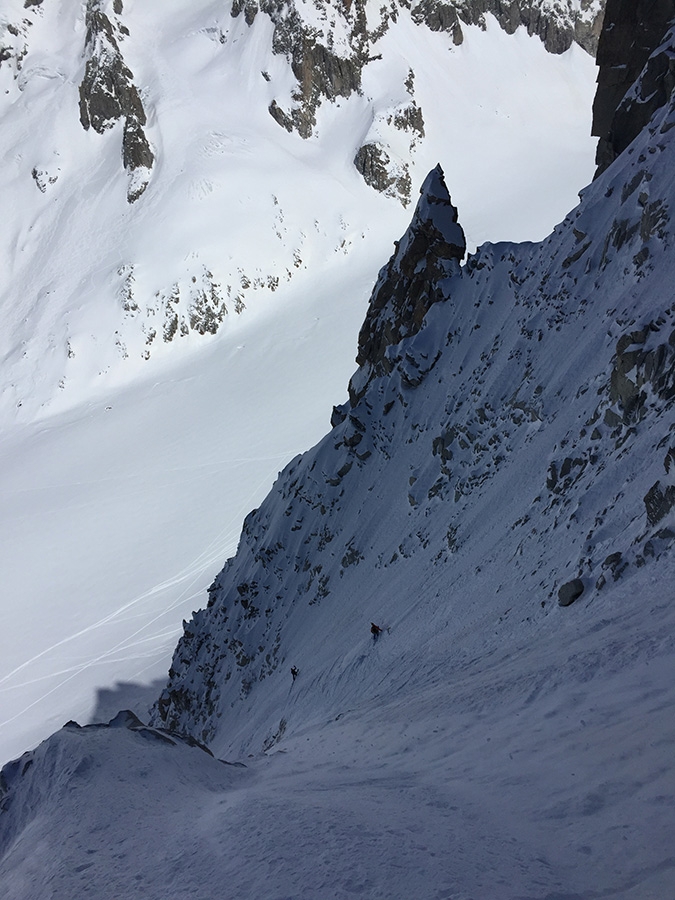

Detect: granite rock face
[453,0,604,54]
[79,0,154,202]
[349,164,465,400]
[592,0,675,176]
[353,143,413,207]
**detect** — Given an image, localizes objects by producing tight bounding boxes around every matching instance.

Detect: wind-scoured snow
[156,106,675,767]
[2,589,673,900]
[145,16,675,897]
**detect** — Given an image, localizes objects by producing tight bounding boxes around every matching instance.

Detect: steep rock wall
[592,0,675,175]
[78,0,154,202]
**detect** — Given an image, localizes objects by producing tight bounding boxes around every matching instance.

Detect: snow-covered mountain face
[0,0,602,423]
[0,0,602,772]
[153,11,675,762]
[2,6,675,899]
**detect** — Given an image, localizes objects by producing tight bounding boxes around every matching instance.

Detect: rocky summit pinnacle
[350,164,465,402]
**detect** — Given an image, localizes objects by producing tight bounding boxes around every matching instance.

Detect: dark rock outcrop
[411,0,465,44]
[247,0,367,140]
[592,0,675,176]
[453,0,604,54]
[557,578,585,606]
[79,0,154,202]
[644,481,675,527]
[607,323,675,426]
[231,0,605,200]
[352,93,424,205]
[353,143,412,206]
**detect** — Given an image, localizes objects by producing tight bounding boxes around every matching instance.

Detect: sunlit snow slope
[0,2,598,766]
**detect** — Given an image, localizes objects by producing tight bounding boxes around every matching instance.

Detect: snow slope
[2,584,673,900]
[157,134,675,765]
[0,4,599,765]
[153,13,675,896]
[0,249,380,765]
[0,9,672,899]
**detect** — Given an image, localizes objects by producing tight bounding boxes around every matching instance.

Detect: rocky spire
[349,164,465,404]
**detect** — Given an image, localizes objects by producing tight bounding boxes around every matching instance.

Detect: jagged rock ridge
[349,164,465,399]
[414,0,604,53]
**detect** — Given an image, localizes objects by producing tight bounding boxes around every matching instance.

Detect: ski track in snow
[0,253,378,762]
[0,424,310,747]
